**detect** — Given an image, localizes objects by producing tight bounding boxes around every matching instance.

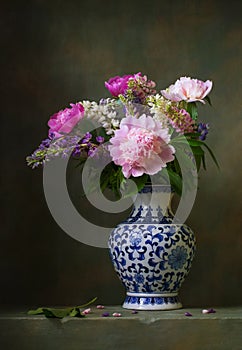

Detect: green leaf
[28,307,72,318]
[28,297,97,319]
[69,308,82,317]
[189,146,204,171]
[28,307,45,315]
[190,145,204,156]
[186,102,198,120]
[167,168,183,196]
[121,174,148,198]
[188,140,219,169]
[204,95,212,106]
[44,308,73,318]
[187,139,203,147]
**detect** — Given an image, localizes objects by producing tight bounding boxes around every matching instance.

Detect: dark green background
[1,0,242,309]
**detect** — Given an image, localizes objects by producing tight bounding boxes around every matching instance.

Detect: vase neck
[131,185,173,220]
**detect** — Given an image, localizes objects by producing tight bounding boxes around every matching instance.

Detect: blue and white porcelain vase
[108,184,196,310]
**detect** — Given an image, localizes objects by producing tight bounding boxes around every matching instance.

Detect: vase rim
[140,184,174,193]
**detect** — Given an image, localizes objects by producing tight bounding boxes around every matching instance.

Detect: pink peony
[109,115,175,178]
[161,77,213,104]
[48,102,84,138]
[105,75,133,97]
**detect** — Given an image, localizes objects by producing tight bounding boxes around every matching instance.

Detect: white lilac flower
[147,94,173,128]
[81,99,120,134]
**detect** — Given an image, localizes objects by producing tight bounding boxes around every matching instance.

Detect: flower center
[119,128,161,163]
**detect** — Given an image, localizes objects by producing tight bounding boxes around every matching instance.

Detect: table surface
[1,307,242,350]
[1,306,242,319]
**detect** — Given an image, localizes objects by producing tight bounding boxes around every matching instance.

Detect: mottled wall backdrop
[1,0,242,308]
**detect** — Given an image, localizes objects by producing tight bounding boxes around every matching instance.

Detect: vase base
[122,293,182,310]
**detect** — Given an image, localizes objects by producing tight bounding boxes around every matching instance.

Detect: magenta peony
[161,77,213,104]
[109,115,175,178]
[48,102,84,138]
[104,75,133,97]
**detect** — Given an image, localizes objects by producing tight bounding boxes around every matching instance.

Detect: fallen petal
[202,309,209,314]
[202,308,216,314]
[112,313,122,317]
[184,312,193,317]
[207,308,216,314]
[96,305,105,309]
[81,308,92,315]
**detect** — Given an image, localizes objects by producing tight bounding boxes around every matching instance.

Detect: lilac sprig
[74,133,105,159]
[26,135,80,168]
[26,134,54,168]
[27,131,107,168]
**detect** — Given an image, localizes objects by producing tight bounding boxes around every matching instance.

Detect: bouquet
[27,73,218,197]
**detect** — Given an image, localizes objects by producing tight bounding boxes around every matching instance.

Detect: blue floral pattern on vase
[108,185,196,310]
[168,246,188,270]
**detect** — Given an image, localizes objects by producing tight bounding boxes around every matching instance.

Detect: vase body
[108,185,196,310]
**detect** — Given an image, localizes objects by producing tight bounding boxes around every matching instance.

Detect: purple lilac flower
[88,146,98,157]
[50,136,80,159]
[96,136,104,143]
[82,132,92,143]
[41,138,52,147]
[26,135,80,168]
[26,136,53,168]
[72,145,81,157]
[197,123,209,140]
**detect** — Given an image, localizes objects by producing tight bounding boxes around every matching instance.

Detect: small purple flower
[49,131,56,140]
[72,145,81,157]
[82,132,92,143]
[88,146,98,157]
[101,312,110,317]
[197,123,209,141]
[96,136,104,143]
[41,138,52,147]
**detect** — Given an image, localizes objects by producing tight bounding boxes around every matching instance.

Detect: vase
[108,184,196,310]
